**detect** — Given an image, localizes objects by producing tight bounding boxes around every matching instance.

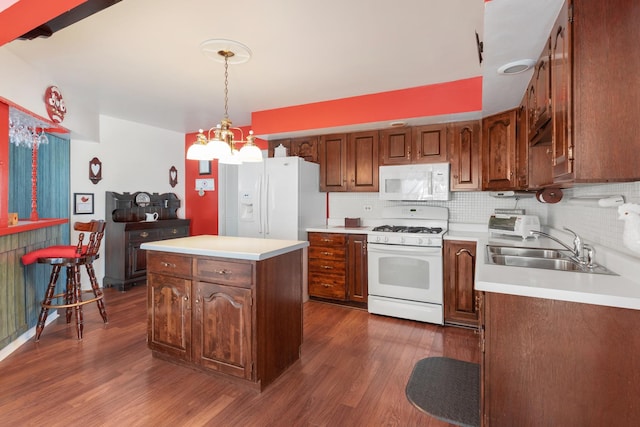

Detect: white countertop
[140,235,309,261]
[446,230,640,310]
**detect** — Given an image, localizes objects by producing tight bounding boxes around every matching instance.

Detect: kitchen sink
[487,245,566,259]
[485,245,617,275]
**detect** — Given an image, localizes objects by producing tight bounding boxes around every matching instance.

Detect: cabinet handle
[214,269,230,275]
[320,251,333,256]
[161,262,177,268]
[183,295,189,301]
[171,229,178,234]
[322,283,332,288]
[140,232,149,238]
[321,265,333,270]
[320,238,332,242]
[456,248,473,256]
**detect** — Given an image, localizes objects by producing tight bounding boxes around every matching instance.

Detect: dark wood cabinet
[443,240,478,328]
[412,124,448,163]
[346,234,368,305]
[527,38,552,146]
[347,130,379,192]
[308,232,368,307]
[268,136,319,163]
[104,191,189,291]
[319,131,378,192]
[448,121,481,191]
[379,127,412,165]
[318,133,348,192]
[480,292,640,426]
[549,0,640,184]
[481,110,519,190]
[146,247,303,391]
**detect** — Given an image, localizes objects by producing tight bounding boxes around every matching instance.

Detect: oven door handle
[367,243,442,257]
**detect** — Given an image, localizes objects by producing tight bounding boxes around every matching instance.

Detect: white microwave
[379,163,450,201]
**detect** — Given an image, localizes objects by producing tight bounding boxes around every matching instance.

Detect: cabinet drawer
[147,252,192,277]
[309,259,346,275]
[196,259,253,288]
[308,245,346,260]
[161,226,189,239]
[308,233,346,246]
[128,229,162,242]
[309,275,346,300]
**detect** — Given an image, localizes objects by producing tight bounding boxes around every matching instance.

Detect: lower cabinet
[308,232,368,307]
[146,249,303,391]
[105,219,190,291]
[480,292,640,426]
[443,240,478,328]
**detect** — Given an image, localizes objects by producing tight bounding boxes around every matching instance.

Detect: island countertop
[140,235,309,261]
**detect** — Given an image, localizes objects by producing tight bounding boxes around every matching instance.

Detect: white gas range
[367,206,448,324]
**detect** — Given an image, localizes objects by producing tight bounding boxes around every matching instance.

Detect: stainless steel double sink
[485,245,617,275]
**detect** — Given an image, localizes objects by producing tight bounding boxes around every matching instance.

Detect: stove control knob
[417,238,423,245]
[375,236,381,243]
[384,236,389,243]
[400,237,405,244]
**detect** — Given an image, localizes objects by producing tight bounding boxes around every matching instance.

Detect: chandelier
[187,39,262,164]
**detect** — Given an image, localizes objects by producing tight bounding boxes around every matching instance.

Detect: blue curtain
[8,134,70,244]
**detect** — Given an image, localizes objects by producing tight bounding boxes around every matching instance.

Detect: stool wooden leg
[86,262,108,324]
[72,265,84,340]
[35,265,61,342]
[65,266,74,324]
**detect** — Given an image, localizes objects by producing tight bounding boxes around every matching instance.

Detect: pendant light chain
[223,55,229,120]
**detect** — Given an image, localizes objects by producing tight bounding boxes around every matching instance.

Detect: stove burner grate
[372,225,443,234]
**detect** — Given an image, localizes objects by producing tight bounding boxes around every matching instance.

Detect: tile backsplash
[328,181,640,259]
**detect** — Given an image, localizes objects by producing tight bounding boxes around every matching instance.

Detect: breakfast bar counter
[141,235,307,391]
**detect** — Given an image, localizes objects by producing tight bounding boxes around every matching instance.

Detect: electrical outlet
[363,205,372,212]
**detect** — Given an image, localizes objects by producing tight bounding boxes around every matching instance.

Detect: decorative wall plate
[89,157,102,184]
[135,192,151,207]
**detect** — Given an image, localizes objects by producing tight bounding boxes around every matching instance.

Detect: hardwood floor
[0,285,479,426]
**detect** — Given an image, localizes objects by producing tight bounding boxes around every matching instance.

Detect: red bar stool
[21,220,108,341]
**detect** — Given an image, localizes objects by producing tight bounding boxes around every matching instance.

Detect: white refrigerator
[218,157,326,301]
[231,156,326,241]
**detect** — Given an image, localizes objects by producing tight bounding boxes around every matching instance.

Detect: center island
[140,235,309,391]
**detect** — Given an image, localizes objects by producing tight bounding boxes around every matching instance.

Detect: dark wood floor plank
[0,285,479,426]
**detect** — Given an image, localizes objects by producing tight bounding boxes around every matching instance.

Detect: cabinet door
[319,134,347,192]
[482,109,518,190]
[551,0,573,182]
[449,121,481,191]
[379,127,412,165]
[412,124,448,163]
[193,281,253,380]
[347,131,379,192]
[528,40,552,145]
[147,273,191,360]
[291,136,319,163]
[443,241,478,327]
[346,234,368,304]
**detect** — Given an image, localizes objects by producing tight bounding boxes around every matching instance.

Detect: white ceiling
[3,0,563,138]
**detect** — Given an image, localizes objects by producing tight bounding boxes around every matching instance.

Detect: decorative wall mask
[44,85,66,123]
[89,157,102,184]
[169,166,178,188]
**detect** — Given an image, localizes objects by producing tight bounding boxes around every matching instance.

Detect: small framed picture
[199,160,211,175]
[74,193,94,215]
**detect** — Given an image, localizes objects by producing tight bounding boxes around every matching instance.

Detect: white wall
[70,115,186,286]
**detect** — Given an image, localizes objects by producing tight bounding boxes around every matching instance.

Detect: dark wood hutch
[104,191,190,291]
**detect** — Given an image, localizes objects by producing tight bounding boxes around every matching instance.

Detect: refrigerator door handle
[257,175,264,234]
[265,174,270,235]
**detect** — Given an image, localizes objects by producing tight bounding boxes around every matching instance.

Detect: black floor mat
[405,357,480,427]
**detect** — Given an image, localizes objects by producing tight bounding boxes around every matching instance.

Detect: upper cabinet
[481,109,520,191]
[379,127,412,165]
[318,131,378,192]
[448,120,481,191]
[551,0,640,184]
[527,38,552,147]
[412,124,448,163]
[268,136,319,163]
[318,133,347,192]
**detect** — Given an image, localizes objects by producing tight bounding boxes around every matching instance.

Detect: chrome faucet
[529,227,593,266]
